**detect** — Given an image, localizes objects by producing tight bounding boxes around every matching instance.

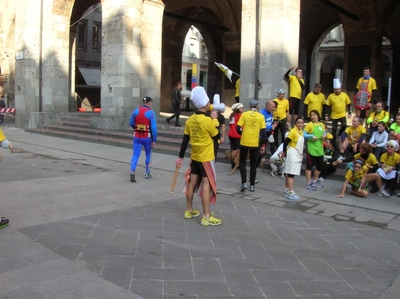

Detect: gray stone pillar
[140,0,164,116]
[97,0,163,130]
[240,0,301,107]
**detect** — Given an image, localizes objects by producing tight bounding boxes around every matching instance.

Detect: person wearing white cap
[176,86,222,226]
[228,103,243,152]
[236,100,267,192]
[273,89,290,148]
[324,79,352,145]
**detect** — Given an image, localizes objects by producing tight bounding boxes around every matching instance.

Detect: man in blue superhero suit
[129,97,158,182]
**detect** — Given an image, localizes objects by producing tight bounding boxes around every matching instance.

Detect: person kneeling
[337,159,390,198]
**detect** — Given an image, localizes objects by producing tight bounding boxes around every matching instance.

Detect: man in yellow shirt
[355,67,378,126]
[176,86,222,226]
[303,83,325,118]
[340,117,366,160]
[284,66,305,125]
[273,89,290,148]
[236,100,267,192]
[324,84,352,143]
[234,78,240,103]
[366,101,389,136]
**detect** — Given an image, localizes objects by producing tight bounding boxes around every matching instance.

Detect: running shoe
[144,172,153,179]
[200,213,222,226]
[305,182,317,191]
[130,171,136,182]
[317,177,325,183]
[283,189,290,198]
[250,185,255,192]
[271,171,278,177]
[287,192,300,200]
[0,217,9,229]
[240,183,248,192]
[183,209,200,219]
[311,180,323,188]
[378,189,390,198]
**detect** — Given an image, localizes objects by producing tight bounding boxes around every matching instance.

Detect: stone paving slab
[1,127,400,298]
[14,196,400,299]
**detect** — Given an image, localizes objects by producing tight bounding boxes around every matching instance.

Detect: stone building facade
[1,0,399,129]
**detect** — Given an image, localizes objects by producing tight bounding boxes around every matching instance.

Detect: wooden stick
[170,166,180,195]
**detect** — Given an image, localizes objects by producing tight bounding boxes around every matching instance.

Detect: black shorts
[305,152,324,171]
[289,97,301,115]
[190,160,207,177]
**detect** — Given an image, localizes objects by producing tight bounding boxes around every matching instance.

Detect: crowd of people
[129,66,400,227]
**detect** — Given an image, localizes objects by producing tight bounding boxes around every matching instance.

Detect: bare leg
[313,170,321,181]
[186,173,199,211]
[200,177,211,217]
[305,169,311,183]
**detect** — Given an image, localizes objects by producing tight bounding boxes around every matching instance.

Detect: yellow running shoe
[200,213,222,226]
[183,209,200,219]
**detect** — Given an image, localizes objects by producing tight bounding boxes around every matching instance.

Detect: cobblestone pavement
[0,127,399,299]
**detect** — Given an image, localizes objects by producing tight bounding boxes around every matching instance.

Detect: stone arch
[161,2,241,111]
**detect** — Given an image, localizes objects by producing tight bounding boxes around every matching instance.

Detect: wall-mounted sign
[15,51,24,60]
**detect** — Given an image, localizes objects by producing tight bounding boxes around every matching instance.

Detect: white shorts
[0,139,9,149]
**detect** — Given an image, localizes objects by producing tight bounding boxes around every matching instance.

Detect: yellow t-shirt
[288,75,304,99]
[344,126,366,145]
[184,113,218,162]
[367,110,389,124]
[237,110,266,147]
[273,98,289,120]
[325,92,351,119]
[353,153,378,167]
[287,127,303,149]
[235,79,240,97]
[345,165,368,183]
[304,92,326,117]
[356,77,377,95]
[0,128,5,141]
[380,152,400,167]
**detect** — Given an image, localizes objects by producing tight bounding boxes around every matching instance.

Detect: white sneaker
[378,189,390,198]
[317,177,325,183]
[288,192,300,200]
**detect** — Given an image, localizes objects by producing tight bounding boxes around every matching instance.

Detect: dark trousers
[332,117,347,149]
[239,146,259,185]
[166,102,181,125]
[274,120,286,148]
[320,163,337,179]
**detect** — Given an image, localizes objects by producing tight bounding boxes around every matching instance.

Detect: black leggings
[274,120,287,148]
[239,146,259,185]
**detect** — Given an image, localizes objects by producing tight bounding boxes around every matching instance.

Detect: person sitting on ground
[269,132,289,177]
[0,127,14,160]
[339,116,366,161]
[374,140,400,196]
[389,114,400,142]
[352,143,379,173]
[318,138,340,182]
[369,121,388,159]
[336,159,390,198]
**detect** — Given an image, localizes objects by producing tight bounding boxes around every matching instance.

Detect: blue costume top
[260,108,274,131]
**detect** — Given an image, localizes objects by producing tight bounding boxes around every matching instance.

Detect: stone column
[15,0,42,127]
[140,0,164,116]
[96,0,143,130]
[240,0,301,107]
